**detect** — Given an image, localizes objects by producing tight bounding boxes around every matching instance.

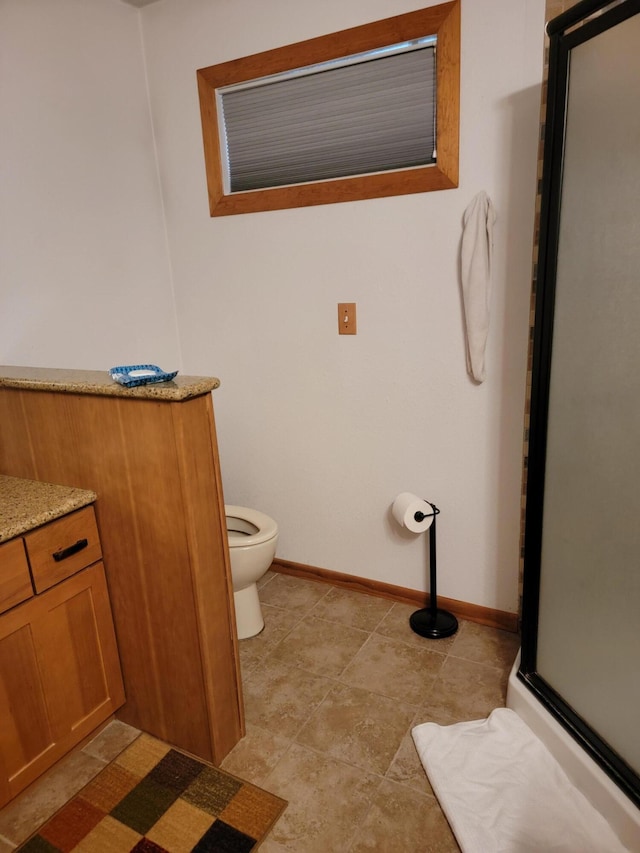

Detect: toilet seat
[225,505,278,547]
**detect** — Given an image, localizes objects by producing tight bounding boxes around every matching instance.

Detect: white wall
[0,0,180,369]
[141,0,545,613]
[0,0,544,615]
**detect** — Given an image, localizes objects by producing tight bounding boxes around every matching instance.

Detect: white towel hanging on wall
[460,191,496,383]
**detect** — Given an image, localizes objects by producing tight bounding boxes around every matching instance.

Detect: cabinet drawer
[0,539,33,615]
[24,506,102,593]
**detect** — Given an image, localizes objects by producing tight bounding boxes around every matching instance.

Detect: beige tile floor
[223,572,520,852]
[0,571,520,852]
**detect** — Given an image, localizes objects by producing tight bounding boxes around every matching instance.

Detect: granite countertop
[0,475,97,543]
[0,366,220,401]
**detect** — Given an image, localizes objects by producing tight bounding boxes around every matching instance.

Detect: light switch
[338,303,357,335]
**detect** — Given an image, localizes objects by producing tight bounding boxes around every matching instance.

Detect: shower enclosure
[512,0,640,845]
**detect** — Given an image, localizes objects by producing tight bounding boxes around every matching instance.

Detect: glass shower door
[520,0,640,808]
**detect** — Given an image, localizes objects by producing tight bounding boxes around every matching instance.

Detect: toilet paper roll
[392,492,435,534]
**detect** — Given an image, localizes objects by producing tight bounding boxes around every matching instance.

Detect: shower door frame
[519,0,640,810]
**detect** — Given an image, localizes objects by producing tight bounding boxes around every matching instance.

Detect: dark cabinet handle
[52,538,88,562]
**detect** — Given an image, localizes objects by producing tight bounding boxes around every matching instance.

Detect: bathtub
[507,652,640,852]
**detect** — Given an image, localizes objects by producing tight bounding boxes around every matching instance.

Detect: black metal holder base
[409,607,458,639]
[408,500,459,640]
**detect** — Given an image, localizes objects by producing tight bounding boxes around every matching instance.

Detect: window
[219,40,437,193]
[197,1,460,216]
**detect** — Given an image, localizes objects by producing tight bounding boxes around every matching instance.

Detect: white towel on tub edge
[412,708,631,853]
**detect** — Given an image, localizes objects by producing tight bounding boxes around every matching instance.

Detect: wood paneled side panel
[100,397,213,756]
[0,390,37,478]
[171,396,244,761]
[0,387,231,762]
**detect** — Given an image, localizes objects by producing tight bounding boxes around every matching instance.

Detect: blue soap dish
[109,364,178,387]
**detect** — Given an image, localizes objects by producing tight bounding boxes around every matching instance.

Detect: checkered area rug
[18,733,287,852]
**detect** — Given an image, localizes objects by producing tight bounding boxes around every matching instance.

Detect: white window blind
[218,41,437,193]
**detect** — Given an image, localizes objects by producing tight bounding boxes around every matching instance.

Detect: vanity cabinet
[0,367,244,765]
[0,506,125,807]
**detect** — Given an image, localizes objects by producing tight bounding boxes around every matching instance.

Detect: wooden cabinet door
[0,562,125,805]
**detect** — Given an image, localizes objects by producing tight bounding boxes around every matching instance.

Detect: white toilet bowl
[226,505,278,639]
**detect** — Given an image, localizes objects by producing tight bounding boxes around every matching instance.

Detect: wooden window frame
[197,1,460,216]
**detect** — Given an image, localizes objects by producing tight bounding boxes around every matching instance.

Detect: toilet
[225,505,278,639]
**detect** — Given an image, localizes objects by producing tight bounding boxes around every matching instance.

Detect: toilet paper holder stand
[410,501,459,640]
